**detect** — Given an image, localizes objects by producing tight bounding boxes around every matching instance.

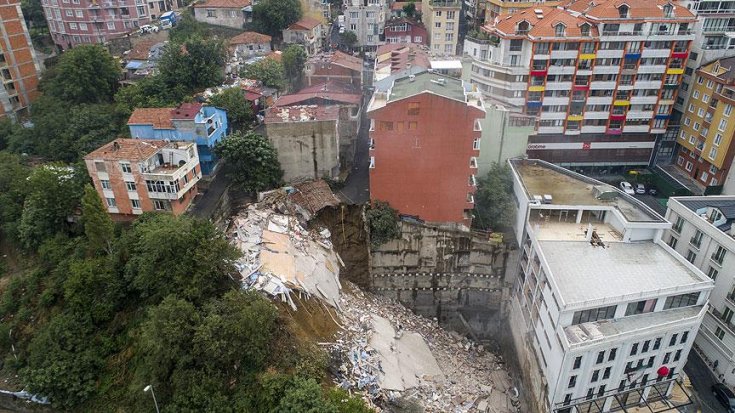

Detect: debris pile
[229,199,342,310]
[331,286,521,413]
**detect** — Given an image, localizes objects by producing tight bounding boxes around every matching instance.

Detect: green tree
[214,131,283,193]
[253,0,303,37]
[17,164,86,250]
[276,377,338,413]
[63,257,124,323]
[168,12,205,44]
[208,87,253,132]
[114,76,186,116]
[41,45,120,105]
[402,1,416,17]
[123,214,239,303]
[473,162,515,231]
[366,201,400,248]
[0,152,30,242]
[21,0,48,28]
[158,38,226,92]
[81,184,114,255]
[241,58,286,90]
[341,31,357,49]
[282,44,307,88]
[327,388,374,413]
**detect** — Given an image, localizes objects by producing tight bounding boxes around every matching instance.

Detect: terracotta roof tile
[84,138,168,161]
[172,103,202,119]
[128,108,175,129]
[193,0,250,8]
[229,31,272,45]
[287,17,322,30]
[566,0,695,20]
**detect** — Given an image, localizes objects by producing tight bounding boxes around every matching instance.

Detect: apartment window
[642,340,650,353]
[647,356,655,368]
[663,352,671,363]
[131,199,141,209]
[369,156,375,169]
[710,147,718,160]
[693,122,700,131]
[630,342,639,356]
[445,33,454,42]
[681,331,689,344]
[668,235,678,249]
[688,104,694,113]
[434,22,441,28]
[664,293,699,310]
[407,102,420,115]
[379,121,393,131]
[120,162,132,173]
[690,230,703,248]
[707,266,719,280]
[684,117,691,126]
[712,245,726,265]
[65,9,73,16]
[602,367,611,380]
[101,180,111,190]
[473,138,480,150]
[685,250,697,263]
[125,181,136,191]
[685,161,693,172]
[206,9,215,17]
[107,21,115,29]
[228,9,236,17]
[106,198,116,208]
[470,157,478,169]
[653,338,661,351]
[555,23,565,37]
[572,305,616,325]
[698,108,705,117]
[673,216,684,233]
[693,90,700,99]
[446,22,454,31]
[573,356,582,369]
[625,299,657,316]
[446,10,455,19]
[703,94,710,103]
[725,104,733,116]
[608,348,616,361]
[69,22,78,30]
[591,370,599,382]
[715,133,723,146]
[435,10,441,16]
[719,118,728,131]
[586,388,594,400]
[716,327,725,340]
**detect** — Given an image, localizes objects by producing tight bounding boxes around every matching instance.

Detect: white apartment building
[343,0,388,52]
[664,196,735,387]
[508,159,714,413]
[676,0,735,113]
[421,0,461,56]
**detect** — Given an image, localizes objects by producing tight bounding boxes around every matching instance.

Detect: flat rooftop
[512,159,663,223]
[539,240,709,307]
[533,221,622,242]
[565,305,703,347]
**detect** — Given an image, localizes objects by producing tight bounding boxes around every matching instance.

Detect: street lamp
[143,385,160,413]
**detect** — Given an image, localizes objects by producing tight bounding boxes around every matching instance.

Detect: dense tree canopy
[158,38,227,92]
[241,58,286,90]
[366,201,400,248]
[473,162,515,231]
[214,131,283,193]
[282,44,307,89]
[208,87,254,132]
[41,45,120,105]
[253,0,303,37]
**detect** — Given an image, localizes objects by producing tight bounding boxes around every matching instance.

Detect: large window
[572,305,617,325]
[663,292,699,310]
[625,299,657,316]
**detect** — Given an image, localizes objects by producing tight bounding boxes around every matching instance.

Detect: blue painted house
[128,103,228,175]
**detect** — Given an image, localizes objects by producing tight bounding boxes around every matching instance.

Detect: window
[65,9,73,16]
[446,10,455,19]
[716,327,725,340]
[685,250,697,263]
[107,21,115,29]
[663,352,671,363]
[719,118,728,131]
[131,199,141,209]
[473,138,480,150]
[712,245,726,265]
[603,367,611,380]
[106,198,116,208]
[573,356,582,369]
[407,102,420,115]
[618,4,629,17]
[690,230,703,247]
[69,22,78,29]
[153,200,166,211]
[586,388,594,400]
[668,235,678,249]
[625,299,657,316]
[630,343,639,355]
[642,340,650,353]
[120,162,132,173]
[653,338,661,351]
[684,117,691,126]
[725,104,733,116]
[435,10,441,16]
[568,375,577,388]
[125,181,136,191]
[555,23,565,37]
[685,161,693,172]
[672,216,684,233]
[698,108,705,117]
[470,157,478,168]
[710,147,718,160]
[664,293,699,310]
[596,351,604,364]
[101,180,111,190]
[688,103,694,113]
[693,122,700,131]
[369,157,375,169]
[591,370,599,382]
[703,94,710,103]
[681,331,689,344]
[379,121,393,131]
[228,9,237,17]
[434,22,441,28]
[206,9,215,17]
[608,348,616,361]
[572,305,616,325]
[693,90,700,99]
[707,266,719,280]
[715,133,723,146]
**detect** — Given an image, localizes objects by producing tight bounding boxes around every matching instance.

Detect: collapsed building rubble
[226,181,519,413]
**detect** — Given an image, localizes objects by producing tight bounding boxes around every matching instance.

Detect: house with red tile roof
[465,0,696,168]
[84,138,201,219]
[283,17,324,55]
[193,0,252,29]
[305,51,363,87]
[384,18,428,46]
[229,31,272,58]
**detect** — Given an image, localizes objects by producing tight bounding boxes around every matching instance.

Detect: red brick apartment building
[0,0,41,119]
[84,138,201,219]
[368,72,484,227]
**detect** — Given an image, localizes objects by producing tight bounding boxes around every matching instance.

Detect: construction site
[222,180,523,413]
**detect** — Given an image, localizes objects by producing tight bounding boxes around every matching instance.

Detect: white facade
[343,0,388,50]
[664,196,735,387]
[509,159,714,413]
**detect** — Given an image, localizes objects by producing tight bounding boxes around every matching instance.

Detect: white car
[619,181,635,195]
[635,183,646,194]
[339,26,346,34]
[139,24,159,34]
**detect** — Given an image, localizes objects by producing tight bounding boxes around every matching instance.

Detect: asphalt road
[685,351,729,413]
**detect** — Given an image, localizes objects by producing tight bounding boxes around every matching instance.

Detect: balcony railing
[602,30,644,36]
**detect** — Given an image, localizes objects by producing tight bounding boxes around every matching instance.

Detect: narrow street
[684,351,727,413]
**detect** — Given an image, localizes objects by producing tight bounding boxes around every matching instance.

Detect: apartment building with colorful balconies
[42,0,154,49]
[465,0,696,167]
[674,57,735,190]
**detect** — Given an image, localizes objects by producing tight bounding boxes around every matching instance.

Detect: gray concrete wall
[477,105,534,177]
[193,7,245,29]
[369,221,515,340]
[265,119,340,182]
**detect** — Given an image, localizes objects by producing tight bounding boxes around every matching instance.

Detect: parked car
[619,181,635,195]
[648,185,658,196]
[339,26,346,34]
[139,24,159,34]
[712,383,735,413]
[635,183,646,194]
